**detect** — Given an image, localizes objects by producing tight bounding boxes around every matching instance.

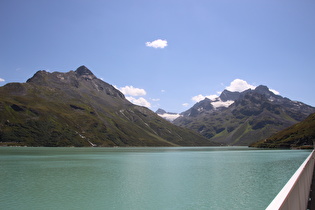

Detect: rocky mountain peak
[156,108,166,115]
[26,70,50,85]
[181,98,214,117]
[75,66,96,79]
[219,90,242,102]
[254,85,273,95]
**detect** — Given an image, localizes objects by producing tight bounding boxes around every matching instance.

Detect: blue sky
[1,0,314,113]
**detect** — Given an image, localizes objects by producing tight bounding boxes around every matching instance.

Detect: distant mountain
[174,85,315,146]
[158,91,236,122]
[0,66,215,147]
[250,112,315,149]
[180,90,240,118]
[155,108,181,122]
[156,108,167,115]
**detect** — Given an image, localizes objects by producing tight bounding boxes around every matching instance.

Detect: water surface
[0,147,311,210]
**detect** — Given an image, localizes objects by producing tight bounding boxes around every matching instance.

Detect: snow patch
[211,99,234,109]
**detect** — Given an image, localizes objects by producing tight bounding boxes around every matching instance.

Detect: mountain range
[0,66,215,147]
[160,85,315,146]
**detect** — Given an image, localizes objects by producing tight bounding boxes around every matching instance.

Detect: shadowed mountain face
[250,112,315,149]
[0,66,215,147]
[174,86,315,146]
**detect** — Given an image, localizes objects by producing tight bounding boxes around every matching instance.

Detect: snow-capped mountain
[171,85,315,146]
[156,109,181,122]
[157,86,277,121]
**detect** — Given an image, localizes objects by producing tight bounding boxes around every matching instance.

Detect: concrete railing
[266,150,315,210]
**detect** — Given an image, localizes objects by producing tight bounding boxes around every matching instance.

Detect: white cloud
[192,94,218,102]
[126,96,151,108]
[0,78,5,82]
[270,88,280,95]
[118,85,146,96]
[115,85,151,108]
[226,79,256,92]
[192,94,204,102]
[182,103,189,107]
[226,79,280,95]
[158,113,181,122]
[151,98,160,102]
[146,39,168,49]
[161,90,166,93]
[206,94,218,100]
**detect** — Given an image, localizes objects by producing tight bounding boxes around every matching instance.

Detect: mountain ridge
[172,85,315,146]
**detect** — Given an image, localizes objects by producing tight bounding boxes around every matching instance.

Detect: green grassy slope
[250,113,315,148]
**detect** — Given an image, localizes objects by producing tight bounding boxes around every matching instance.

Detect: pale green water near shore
[0,147,311,210]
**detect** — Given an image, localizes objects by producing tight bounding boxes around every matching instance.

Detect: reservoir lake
[0,147,311,210]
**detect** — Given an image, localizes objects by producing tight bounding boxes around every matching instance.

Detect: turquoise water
[0,147,311,210]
